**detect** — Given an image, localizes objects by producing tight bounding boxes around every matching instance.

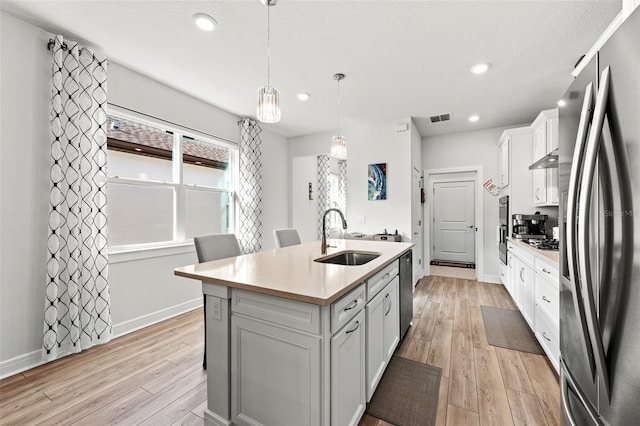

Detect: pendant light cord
[267,2,271,88]
[337,78,341,134]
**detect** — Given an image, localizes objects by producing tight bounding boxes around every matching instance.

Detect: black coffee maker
[512,212,547,239]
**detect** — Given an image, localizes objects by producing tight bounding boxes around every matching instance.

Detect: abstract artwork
[368,163,387,200]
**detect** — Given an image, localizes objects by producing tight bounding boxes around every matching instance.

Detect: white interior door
[433,180,475,263]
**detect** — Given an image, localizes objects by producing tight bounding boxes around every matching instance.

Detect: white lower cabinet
[365,277,400,401]
[516,259,535,327]
[510,245,535,327]
[533,257,560,373]
[231,314,322,426]
[507,241,561,374]
[331,310,366,426]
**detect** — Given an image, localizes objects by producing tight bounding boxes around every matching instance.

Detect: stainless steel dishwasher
[398,250,413,339]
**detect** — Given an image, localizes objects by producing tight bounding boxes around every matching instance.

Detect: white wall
[291,155,319,242]
[0,12,288,377]
[348,120,413,240]
[289,121,414,243]
[422,126,518,282]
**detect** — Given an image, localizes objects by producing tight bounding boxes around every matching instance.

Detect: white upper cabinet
[498,133,510,189]
[531,109,559,206]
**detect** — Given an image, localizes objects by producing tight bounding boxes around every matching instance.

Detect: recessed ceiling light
[296,92,311,101]
[469,115,480,122]
[470,62,490,75]
[193,13,217,31]
[557,99,567,107]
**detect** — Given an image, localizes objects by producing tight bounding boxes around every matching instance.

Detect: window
[105,110,236,250]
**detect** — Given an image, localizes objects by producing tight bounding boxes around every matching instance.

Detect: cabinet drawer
[513,246,535,268]
[534,257,559,288]
[367,260,399,301]
[232,289,321,334]
[535,275,559,328]
[332,284,366,335]
[535,307,559,373]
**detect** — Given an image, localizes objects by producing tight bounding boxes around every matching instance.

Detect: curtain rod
[47,39,67,51]
[109,103,238,146]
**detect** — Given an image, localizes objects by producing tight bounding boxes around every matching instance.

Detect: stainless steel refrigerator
[558,7,640,425]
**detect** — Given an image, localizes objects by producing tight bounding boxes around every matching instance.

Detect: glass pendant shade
[257,86,281,123]
[331,134,347,159]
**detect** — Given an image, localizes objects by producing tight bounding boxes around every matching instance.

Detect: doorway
[424,166,484,281]
[432,180,475,263]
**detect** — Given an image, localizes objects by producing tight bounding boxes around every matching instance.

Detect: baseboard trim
[112,298,202,338]
[483,274,502,284]
[0,298,202,380]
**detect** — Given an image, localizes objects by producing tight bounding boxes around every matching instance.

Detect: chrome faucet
[321,208,348,254]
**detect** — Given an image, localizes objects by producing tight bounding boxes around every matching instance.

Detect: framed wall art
[368,163,386,200]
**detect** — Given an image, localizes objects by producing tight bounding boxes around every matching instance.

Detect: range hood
[529,148,559,170]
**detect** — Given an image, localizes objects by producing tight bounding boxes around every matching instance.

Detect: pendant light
[257,0,281,123]
[331,73,347,159]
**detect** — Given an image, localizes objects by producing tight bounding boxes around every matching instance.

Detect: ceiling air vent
[429,112,452,123]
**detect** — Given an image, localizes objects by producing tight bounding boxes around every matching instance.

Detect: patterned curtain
[338,159,347,214]
[317,155,330,239]
[238,119,263,254]
[43,35,111,360]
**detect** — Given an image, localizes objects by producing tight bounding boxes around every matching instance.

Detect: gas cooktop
[524,239,559,251]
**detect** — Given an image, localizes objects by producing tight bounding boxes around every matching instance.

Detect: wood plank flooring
[0,310,207,425]
[362,275,560,426]
[0,275,559,425]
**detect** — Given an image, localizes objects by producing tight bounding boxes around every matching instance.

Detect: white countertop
[508,237,559,265]
[175,239,414,305]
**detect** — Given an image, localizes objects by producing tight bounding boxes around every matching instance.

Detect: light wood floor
[361,275,560,426]
[429,265,477,280]
[0,276,559,426]
[0,310,207,425]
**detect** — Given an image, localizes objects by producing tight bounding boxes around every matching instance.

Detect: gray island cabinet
[175,239,413,426]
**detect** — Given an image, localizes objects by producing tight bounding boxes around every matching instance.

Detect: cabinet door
[533,169,547,205]
[383,278,400,361]
[332,310,366,426]
[365,287,386,401]
[499,138,510,188]
[231,315,321,426]
[516,262,535,327]
[532,121,548,205]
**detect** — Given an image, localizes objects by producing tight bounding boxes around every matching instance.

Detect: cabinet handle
[385,294,392,316]
[382,273,391,280]
[345,320,360,334]
[542,332,552,342]
[542,268,552,275]
[520,268,525,282]
[535,188,540,200]
[344,300,358,311]
[542,295,551,303]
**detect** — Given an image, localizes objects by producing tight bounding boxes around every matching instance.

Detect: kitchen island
[175,239,414,426]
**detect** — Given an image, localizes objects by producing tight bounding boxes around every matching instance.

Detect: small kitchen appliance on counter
[512,213,548,240]
[372,229,402,242]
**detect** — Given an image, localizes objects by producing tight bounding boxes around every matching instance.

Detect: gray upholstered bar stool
[193,233,241,369]
[273,228,301,248]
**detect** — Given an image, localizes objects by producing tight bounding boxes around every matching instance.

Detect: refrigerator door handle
[566,81,597,377]
[561,358,603,426]
[577,66,612,400]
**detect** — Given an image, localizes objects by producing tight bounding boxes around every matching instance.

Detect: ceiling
[1,0,621,138]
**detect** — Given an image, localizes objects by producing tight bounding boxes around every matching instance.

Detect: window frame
[106,105,238,257]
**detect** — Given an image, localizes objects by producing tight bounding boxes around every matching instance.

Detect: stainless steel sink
[315,251,381,266]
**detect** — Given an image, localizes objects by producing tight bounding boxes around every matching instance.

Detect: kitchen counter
[174,239,413,305]
[508,237,559,265]
[175,239,414,426]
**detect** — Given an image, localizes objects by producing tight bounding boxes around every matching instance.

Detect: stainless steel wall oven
[498,196,509,265]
